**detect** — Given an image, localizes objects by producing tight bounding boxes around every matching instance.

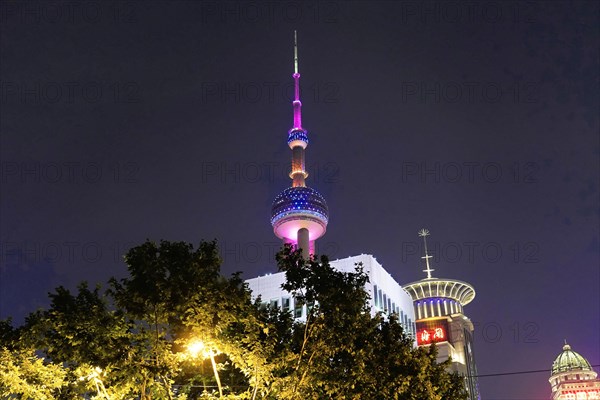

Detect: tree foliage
[1,240,467,399]
[0,347,67,399]
[274,245,467,400]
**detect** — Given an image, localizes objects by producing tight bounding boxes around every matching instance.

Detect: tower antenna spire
[294,30,299,75]
[292,31,302,111]
[288,30,306,185]
[418,228,435,279]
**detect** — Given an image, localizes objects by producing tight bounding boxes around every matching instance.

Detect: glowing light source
[416,319,449,345]
[417,326,447,345]
[187,340,206,358]
[185,339,223,398]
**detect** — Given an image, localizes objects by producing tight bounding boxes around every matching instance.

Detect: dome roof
[271,186,328,225]
[551,343,593,375]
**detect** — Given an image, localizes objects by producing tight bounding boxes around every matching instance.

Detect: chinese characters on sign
[416,319,449,346]
[418,326,446,345]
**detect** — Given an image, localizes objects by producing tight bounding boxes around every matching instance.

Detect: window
[383,294,387,312]
[282,297,291,311]
[293,297,303,318]
[270,298,279,308]
[373,285,379,307]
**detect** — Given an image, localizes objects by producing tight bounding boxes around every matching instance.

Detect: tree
[20,283,137,399]
[274,244,468,400]
[2,240,467,400]
[109,239,236,399]
[0,346,68,399]
[110,239,268,399]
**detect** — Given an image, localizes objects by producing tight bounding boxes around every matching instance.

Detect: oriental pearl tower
[270,32,329,259]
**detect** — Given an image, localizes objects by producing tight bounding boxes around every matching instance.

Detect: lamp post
[187,340,223,398]
[79,366,110,399]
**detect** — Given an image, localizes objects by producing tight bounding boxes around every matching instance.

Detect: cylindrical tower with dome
[549,342,600,399]
[271,31,328,259]
[402,229,480,400]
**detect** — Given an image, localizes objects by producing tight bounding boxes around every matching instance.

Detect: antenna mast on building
[418,228,435,279]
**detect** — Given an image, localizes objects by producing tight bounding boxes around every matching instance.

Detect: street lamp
[79,366,110,399]
[186,340,223,398]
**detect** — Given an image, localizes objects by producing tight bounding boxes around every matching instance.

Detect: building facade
[247,254,416,336]
[549,342,600,400]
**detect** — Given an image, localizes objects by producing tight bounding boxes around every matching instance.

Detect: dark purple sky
[1,1,598,399]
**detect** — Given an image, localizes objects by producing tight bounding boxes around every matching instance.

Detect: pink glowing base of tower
[275,217,325,258]
[275,219,325,242]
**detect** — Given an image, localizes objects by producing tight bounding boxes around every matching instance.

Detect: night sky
[1,1,598,399]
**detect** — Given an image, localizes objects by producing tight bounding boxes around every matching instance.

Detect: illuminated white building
[246,254,416,335]
[403,229,480,400]
[549,342,600,400]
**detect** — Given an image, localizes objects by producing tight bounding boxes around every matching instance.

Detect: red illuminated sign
[416,319,450,346]
[417,326,447,345]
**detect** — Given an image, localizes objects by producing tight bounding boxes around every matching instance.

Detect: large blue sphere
[271,186,329,226]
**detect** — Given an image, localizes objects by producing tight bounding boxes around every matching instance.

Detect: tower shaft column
[291,146,306,187]
[298,228,310,259]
